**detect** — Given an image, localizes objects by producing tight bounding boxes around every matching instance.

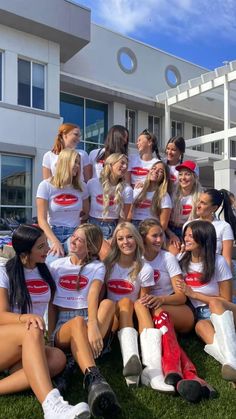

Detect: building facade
[0,0,235,229]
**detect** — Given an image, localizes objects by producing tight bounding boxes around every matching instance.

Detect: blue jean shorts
[51,225,76,249]
[50,308,88,346]
[195,305,211,321]
[88,216,117,240]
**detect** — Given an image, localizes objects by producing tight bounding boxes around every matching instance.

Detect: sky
[75,0,236,70]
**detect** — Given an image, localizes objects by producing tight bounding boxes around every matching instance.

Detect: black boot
[83,366,121,418]
[54,354,77,395]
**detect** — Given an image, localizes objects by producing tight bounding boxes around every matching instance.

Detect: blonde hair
[100,153,128,217]
[51,148,82,190]
[71,223,103,290]
[171,172,201,224]
[133,161,169,217]
[104,222,144,283]
[52,123,78,154]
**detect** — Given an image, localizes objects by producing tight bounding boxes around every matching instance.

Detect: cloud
[76,0,236,43]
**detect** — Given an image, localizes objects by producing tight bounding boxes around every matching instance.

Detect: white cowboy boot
[118,327,142,386]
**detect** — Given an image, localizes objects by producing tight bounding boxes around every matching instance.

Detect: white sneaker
[42,389,90,419]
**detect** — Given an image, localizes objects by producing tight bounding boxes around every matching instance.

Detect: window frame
[17,57,46,110]
[0,50,3,102]
[171,120,184,138]
[126,108,136,143]
[0,153,33,228]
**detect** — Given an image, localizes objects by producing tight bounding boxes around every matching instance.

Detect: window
[126,109,136,143]
[192,125,203,151]
[0,154,33,229]
[171,120,183,138]
[117,47,137,74]
[60,93,108,153]
[0,51,2,101]
[211,130,223,155]
[231,140,236,157]
[148,115,161,140]
[18,59,45,109]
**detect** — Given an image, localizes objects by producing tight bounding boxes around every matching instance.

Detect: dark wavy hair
[6,224,55,314]
[165,136,185,163]
[180,220,216,284]
[96,125,129,162]
[203,188,236,240]
[139,129,161,159]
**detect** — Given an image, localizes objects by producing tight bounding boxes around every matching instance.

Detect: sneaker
[83,366,121,418]
[42,388,90,419]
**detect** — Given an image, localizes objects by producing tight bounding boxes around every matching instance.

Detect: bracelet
[19,314,24,323]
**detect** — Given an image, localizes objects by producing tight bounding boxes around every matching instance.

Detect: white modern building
[0,0,236,228]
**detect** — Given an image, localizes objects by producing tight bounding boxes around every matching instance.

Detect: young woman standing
[0,224,90,419]
[49,223,121,418]
[127,129,161,187]
[42,122,91,182]
[165,136,185,190]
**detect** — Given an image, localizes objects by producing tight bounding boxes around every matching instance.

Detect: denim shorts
[88,216,117,240]
[51,225,76,249]
[132,220,141,229]
[50,308,88,346]
[195,305,211,321]
[168,224,183,240]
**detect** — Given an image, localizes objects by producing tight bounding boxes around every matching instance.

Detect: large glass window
[126,109,136,143]
[171,120,184,138]
[18,59,45,110]
[0,51,2,101]
[192,125,203,151]
[60,93,108,153]
[148,115,161,141]
[0,155,32,229]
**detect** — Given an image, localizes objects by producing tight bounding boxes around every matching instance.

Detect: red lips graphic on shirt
[107,279,134,295]
[170,174,177,182]
[154,270,160,283]
[184,272,204,287]
[131,167,149,176]
[96,194,115,206]
[137,199,151,209]
[182,204,192,215]
[59,274,88,291]
[53,194,78,206]
[26,280,49,295]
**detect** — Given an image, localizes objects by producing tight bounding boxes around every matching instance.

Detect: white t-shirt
[132,188,172,221]
[42,149,89,182]
[168,165,179,185]
[37,179,88,227]
[0,266,51,317]
[144,250,182,296]
[170,194,193,226]
[87,178,133,220]
[128,155,160,186]
[89,148,105,179]
[183,218,234,255]
[107,262,154,302]
[50,257,105,309]
[182,254,232,308]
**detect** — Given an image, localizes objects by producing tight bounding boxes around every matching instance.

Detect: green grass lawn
[1,334,236,419]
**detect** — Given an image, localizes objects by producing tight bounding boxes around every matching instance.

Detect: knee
[195,319,206,337]
[68,316,87,333]
[118,297,134,312]
[209,298,225,314]
[99,299,115,315]
[26,325,44,343]
[46,347,66,377]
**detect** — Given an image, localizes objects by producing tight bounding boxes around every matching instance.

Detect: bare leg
[195,319,214,344]
[134,300,153,332]
[161,304,194,333]
[116,298,134,328]
[55,316,96,373]
[0,324,66,403]
[97,299,116,338]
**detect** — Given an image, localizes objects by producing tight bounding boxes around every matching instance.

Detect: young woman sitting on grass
[132,161,172,231]
[0,224,90,419]
[177,220,236,382]
[87,153,133,240]
[134,218,215,403]
[49,223,121,418]
[104,222,176,393]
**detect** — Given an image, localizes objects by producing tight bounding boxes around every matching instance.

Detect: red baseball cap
[176,160,199,177]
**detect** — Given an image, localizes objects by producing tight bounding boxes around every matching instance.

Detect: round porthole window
[165,65,181,87]
[117,47,137,74]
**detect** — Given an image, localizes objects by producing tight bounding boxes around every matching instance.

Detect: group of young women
[1,122,236,418]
